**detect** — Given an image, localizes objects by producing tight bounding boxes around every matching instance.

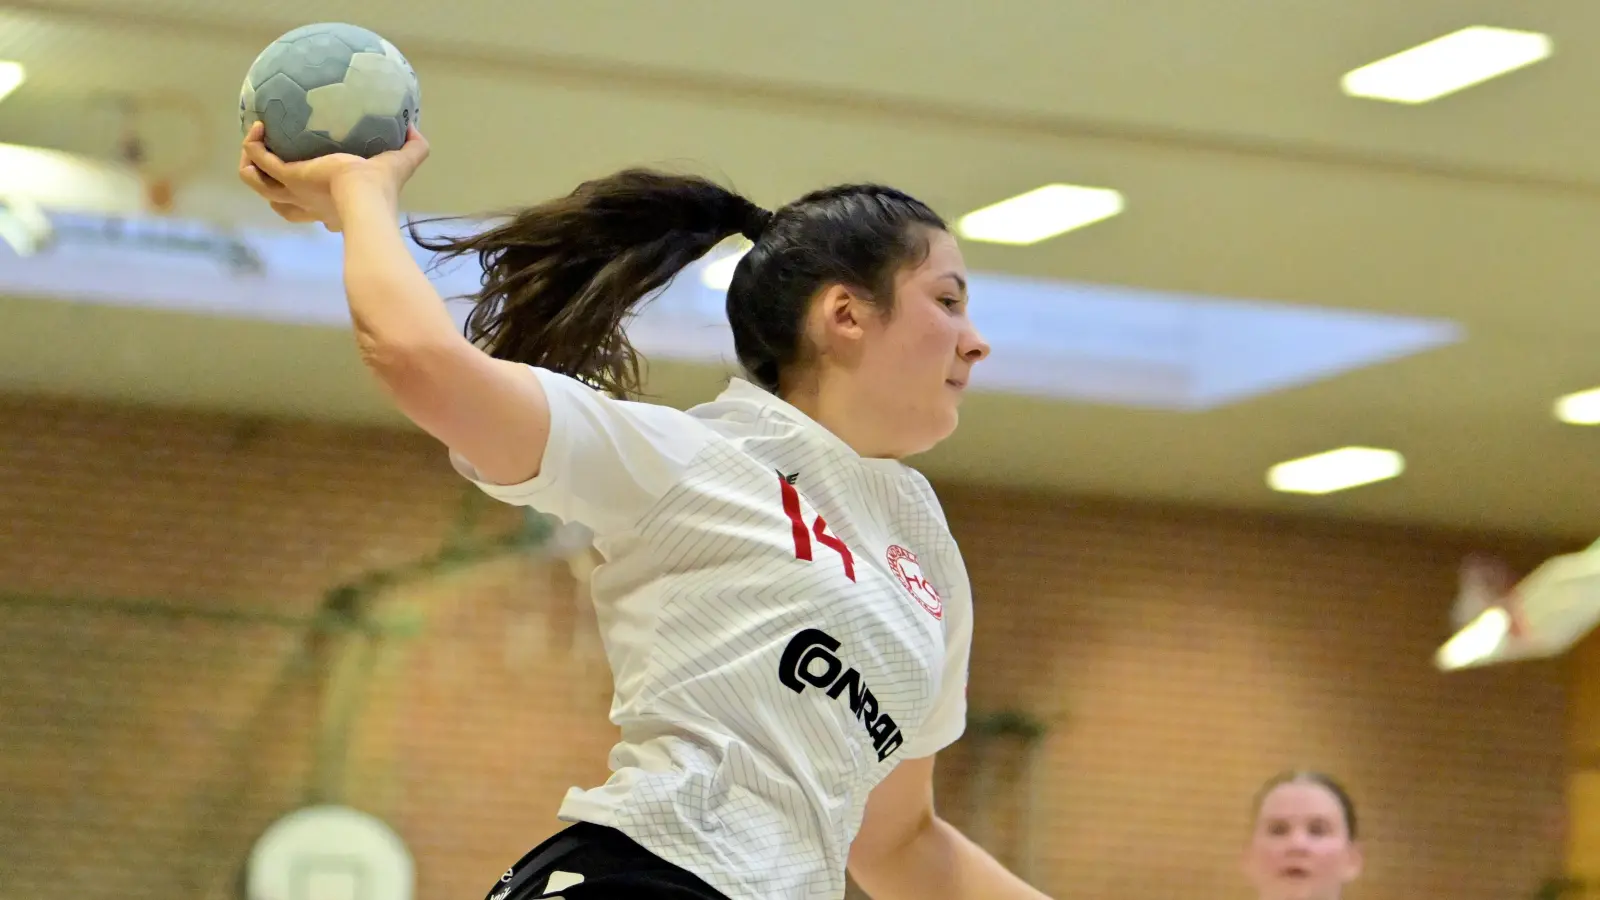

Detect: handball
[239,22,420,163]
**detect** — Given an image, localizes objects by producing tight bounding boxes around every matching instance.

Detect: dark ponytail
[415,168,947,400]
[413,169,769,398]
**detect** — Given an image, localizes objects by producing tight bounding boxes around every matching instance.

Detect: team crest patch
[886,544,942,619]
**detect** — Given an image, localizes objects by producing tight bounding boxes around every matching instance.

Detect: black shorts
[484,822,731,900]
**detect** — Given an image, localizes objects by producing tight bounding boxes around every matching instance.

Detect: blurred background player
[1245,771,1364,900]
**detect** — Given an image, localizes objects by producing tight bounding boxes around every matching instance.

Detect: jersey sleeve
[449,366,713,537]
[898,557,973,760]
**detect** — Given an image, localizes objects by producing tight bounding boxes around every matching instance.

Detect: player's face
[853,229,989,455]
[1244,783,1362,900]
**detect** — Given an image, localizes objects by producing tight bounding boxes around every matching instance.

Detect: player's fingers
[238,158,285,193]
[269,201,318,224]
[239,162,292,203]
[239,121,268,163]
[237,145,283,184]
[389,126,430,177]
[242,125,290,182]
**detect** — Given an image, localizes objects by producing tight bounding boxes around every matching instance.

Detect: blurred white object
[0,142,144,214]
[1436,540,1600,670]
[247,805,414,900]
[0,192,52,255]
[0,61,26,104]
[1451,555,1512,631]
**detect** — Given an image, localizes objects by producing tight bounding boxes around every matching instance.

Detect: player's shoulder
[538,367,717,438]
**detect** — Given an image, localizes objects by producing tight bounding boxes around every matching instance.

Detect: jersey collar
[716,378,909,475]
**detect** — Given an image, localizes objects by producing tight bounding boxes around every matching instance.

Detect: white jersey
[452,369,973,900]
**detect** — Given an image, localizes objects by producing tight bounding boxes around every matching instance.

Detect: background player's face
[1243,782,1362,900]
[848,229,989,455]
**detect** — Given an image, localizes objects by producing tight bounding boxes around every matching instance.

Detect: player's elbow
[357,327,450,383]
[847,810,942,897]
[354,330,473,418]
[352,335,551,487]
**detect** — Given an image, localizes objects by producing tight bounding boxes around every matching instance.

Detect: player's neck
[778,381,899,460]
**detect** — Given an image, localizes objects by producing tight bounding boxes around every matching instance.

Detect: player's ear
[812,284,871,343]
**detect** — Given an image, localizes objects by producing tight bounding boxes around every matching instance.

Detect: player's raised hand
[238,120,429,231]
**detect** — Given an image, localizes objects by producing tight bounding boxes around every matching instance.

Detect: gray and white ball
[239,23,420,163]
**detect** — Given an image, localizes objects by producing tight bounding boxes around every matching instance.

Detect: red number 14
[778,474,856,582]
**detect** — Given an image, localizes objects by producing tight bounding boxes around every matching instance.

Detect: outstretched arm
[239,123,551,487]
[848,755,1052,900]
[332,172,551,486]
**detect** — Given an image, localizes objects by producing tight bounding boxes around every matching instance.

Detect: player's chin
[927,405,963,446]
[1269,877,1326,900]
[895,409,960,458]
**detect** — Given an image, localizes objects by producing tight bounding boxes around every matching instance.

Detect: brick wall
[0,393,1572,900]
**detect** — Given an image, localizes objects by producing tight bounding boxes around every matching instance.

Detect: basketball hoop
[106,91,211,217]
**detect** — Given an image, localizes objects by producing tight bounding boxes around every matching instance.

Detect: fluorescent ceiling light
[957,183,1124,246]
[1341,26,1552,104]
[0,62,24,104]
[1555,387,1600,425]
[1266,446,1404,495]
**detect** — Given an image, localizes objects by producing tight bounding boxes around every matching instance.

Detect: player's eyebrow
[938,272,967,295]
